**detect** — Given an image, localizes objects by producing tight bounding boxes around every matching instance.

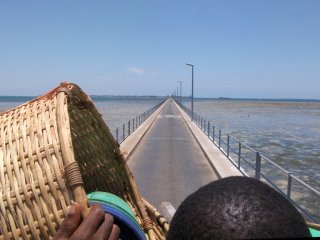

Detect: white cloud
[128,66,145,75]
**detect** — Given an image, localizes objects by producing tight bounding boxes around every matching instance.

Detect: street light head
[186,63,194,67]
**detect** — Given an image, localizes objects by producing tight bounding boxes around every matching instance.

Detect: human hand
[54,203,120,240]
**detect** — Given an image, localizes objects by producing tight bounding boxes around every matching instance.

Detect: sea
[185,98,320,189]
[1,96,319,221]
[185,98,320,222]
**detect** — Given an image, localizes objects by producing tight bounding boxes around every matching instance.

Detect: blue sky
[0,0,319,98]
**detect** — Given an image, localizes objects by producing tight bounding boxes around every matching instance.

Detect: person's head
[167,176,311,239]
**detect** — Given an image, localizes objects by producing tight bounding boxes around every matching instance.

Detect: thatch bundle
[0,83,168,239]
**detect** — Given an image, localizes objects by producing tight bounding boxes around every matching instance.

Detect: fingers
[54,203,82,240]
[94,214,114,239]
[54,203,120,240]
[108,225,120,240]
[93,213,120,240]
[71,204,105,239]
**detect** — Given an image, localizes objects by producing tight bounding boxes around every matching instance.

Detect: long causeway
[127,100,218,213]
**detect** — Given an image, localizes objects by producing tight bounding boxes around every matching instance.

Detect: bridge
[120,99,242,219]
[118,98,319,224]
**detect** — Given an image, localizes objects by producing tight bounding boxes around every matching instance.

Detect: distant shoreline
[0,96,319,103]
[193,97,320,103]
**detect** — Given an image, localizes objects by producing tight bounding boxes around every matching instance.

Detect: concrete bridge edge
[173,101,244,179]
[120,98,244,179]
[120,99,168,161]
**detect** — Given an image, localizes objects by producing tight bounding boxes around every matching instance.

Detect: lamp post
[186,63,194,120]
[178,81,182,105]
[176,87,179,102]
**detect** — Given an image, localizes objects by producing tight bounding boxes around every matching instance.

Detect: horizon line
[0,95,319,101]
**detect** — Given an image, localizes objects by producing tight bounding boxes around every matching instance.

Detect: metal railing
[177,100,320,224]
[112,99,166,143]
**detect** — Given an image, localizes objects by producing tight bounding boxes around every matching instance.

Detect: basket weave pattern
[0,93,70,239]
[0,83,167,239]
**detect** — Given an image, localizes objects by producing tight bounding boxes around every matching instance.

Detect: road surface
[128,101,217,215]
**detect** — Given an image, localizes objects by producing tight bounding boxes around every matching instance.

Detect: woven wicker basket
[0,83,168,240]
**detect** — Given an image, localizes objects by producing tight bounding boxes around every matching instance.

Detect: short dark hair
[167,176,311,239]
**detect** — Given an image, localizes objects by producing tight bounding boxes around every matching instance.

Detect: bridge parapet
[120,99,168,159]
[112,99,166,144]
[175,99,320,224]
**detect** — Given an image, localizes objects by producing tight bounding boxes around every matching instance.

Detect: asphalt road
[128,100,217,214]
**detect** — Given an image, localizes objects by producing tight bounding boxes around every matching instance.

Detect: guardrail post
[219,129,221,148]
[287,172,292,199]
[255,152,261,180]
[133,118,135,131]
[123,124,125,141]
[208,121,210,137]
[238,142,241,169]
[116,128,118,142]
[128,121,131,135]
[212,125,215,143]
[139,115,141,125]
[136,117,138,128]
[204,119,206,133]
[227,135,230,158]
